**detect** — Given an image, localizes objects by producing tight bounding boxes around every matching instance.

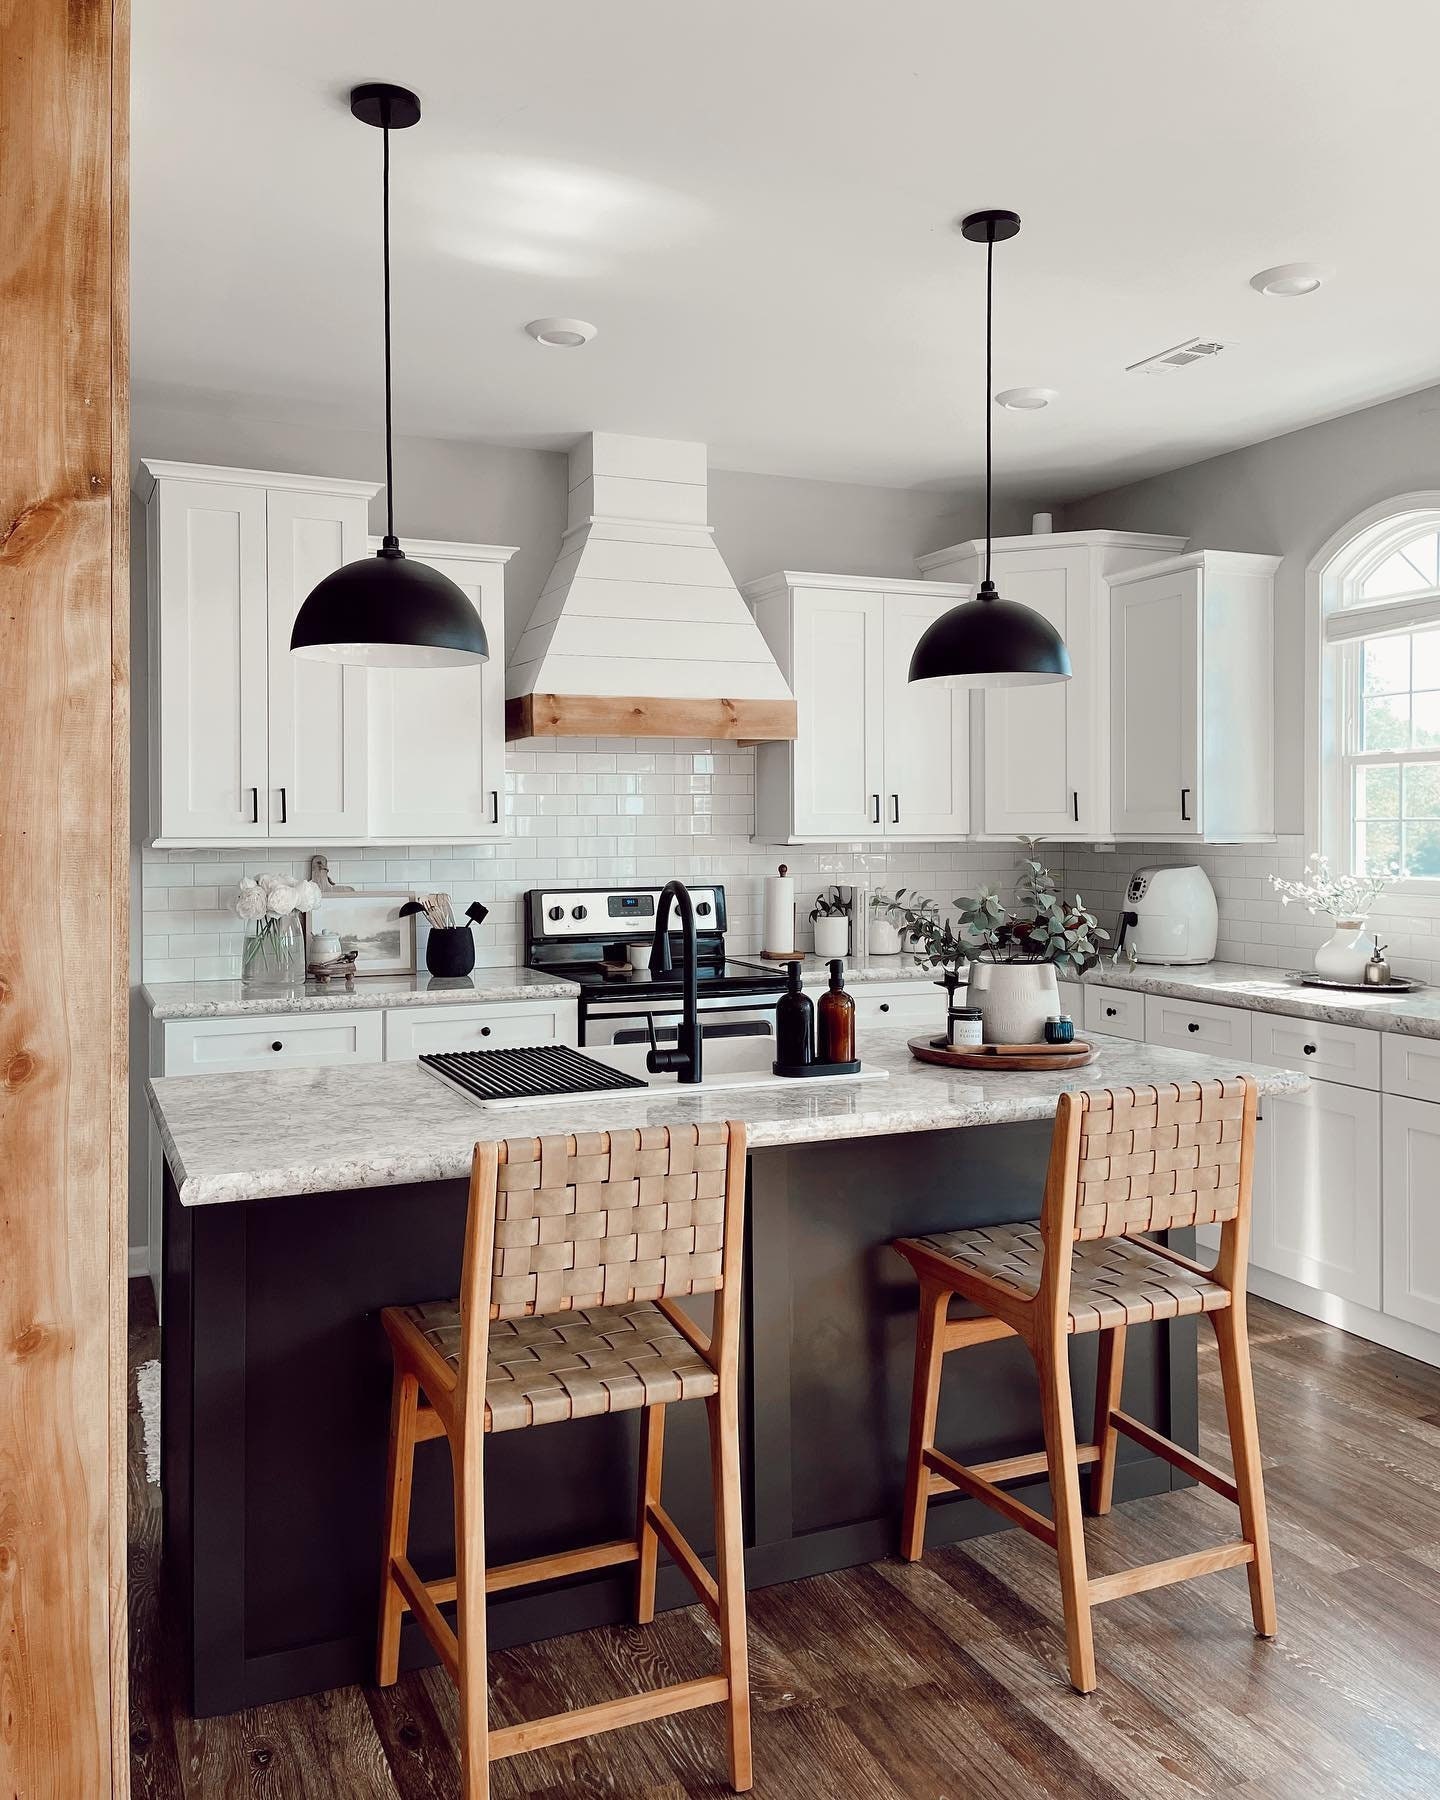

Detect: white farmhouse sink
[473,1040,888,1110]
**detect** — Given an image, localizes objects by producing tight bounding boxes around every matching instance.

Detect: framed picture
[304,887,417,977]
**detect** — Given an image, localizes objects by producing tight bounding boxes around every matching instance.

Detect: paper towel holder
[759,862,801,961]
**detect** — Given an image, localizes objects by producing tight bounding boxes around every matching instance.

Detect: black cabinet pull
[1303,1043,1317,1056]
[879,1002,890,1014]
[1180,786,1191,821]
[1072,790,1080,824]
[490,790,500,825]
[1105,1006,1118,1017]
[1187,1021,1200,1033]
[871,794,881,825]
[278,785,288,825]
[248,786,259,825]
[891,794,900,825]
[481,1026,491,1037]
[270,1040,283,1052]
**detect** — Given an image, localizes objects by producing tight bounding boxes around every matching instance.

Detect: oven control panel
[529,887,724,939]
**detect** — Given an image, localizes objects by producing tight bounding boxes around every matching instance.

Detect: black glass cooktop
[535,959,787,999]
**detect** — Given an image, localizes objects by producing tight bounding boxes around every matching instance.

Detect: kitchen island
[149,1028,1306,1716]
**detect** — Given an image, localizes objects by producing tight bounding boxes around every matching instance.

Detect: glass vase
[242,913,305,992]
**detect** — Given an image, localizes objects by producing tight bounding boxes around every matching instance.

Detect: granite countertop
[143,967,581,1020]
[147,1026,1307,1208]
[1079,958,1440,1038]
[734,954,944,985]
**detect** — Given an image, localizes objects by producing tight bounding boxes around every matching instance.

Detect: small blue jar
[1043,1013,1075,1046]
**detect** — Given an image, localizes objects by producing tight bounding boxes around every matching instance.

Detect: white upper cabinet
[264,486,370,840]
[139,461,515,846]
[147,473,271,840]
[747,574,971,843]
[366,539,512,840]
[918,531,1184,840]
[1108,550,1279,842]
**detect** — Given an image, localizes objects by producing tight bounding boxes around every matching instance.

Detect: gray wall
[1061,379,1440,833]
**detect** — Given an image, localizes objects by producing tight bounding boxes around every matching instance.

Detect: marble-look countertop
[733,953,945,985]
[148,1026,1307,1208]
[1077,958,1440,1038]
[143,967,580,1020]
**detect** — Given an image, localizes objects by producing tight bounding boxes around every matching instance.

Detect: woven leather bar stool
[377,1120,752,1799]
[894,1077,1275,1693]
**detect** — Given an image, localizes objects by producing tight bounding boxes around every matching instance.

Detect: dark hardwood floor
[128,1281,1440,1798]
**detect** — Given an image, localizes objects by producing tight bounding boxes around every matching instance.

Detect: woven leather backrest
[490,1122,731,1319]
[1071,1079,1251,1241]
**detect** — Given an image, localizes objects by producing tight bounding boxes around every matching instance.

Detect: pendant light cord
[984,229,993,592]
[381,117,396,544]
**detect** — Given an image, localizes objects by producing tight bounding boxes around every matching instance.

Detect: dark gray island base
[162,1124,1195,1718]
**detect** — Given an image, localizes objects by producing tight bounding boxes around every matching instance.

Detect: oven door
[581,993,779,1053]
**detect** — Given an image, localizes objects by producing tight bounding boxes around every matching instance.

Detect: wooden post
[0,1,131,1794]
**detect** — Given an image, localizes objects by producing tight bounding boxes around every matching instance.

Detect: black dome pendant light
[291,83,488,668]
[909,209,1071,689]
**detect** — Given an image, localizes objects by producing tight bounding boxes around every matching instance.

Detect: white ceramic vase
[967,962,1059,1045]
[1314,919,1373,984]
[868,917,902,956]
[813,915,849,959]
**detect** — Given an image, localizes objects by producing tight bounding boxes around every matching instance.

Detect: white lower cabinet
[1382,1096,1440,1334]
[1248,1079,1382,1309]
[384,1000,578,1060]
[1144,992,1252,1059]
[164,1009,384,1072]
[1083,983,1146,1041]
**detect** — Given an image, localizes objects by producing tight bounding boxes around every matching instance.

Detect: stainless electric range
[524,884,787,1050]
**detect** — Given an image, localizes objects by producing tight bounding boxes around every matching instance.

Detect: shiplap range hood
[505,432,798,741]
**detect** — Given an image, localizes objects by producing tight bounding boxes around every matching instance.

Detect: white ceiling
[133,0,1440,497]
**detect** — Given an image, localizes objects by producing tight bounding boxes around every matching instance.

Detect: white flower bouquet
[1269,853,1397,924]
[236,874,321,985]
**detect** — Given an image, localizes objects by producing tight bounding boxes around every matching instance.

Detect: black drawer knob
[1105,1006,1117,1017]
[879,1003,890,1013]
[1187,1022,1200,1033]
[481,1026,492,1037]
[1303,1043,1317,1055]
[270,1040,283,1052]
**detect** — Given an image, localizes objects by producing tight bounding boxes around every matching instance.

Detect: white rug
[135,1358,161,1486]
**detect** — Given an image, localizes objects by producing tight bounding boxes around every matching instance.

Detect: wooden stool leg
[454,1419,490,1800]
[900,1280,951,1562]
[1211,1301,1277,1638]
[635,1402,666,1625]
[377,1366,419,1686]
[707,1390,752,1793]
[1036,1337,1097,1694]
[1088,1325,1127,1517]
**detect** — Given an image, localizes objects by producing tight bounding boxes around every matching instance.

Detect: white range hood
[505,432,797,741]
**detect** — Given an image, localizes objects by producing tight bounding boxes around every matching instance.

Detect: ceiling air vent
[1126,336,1228,375]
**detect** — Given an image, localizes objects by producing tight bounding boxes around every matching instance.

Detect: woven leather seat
[393,1296,719,1431]
[916,1223,1231,1334]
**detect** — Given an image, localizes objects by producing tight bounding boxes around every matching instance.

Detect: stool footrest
[488,1675,731,1761]
[1109,1409,1239,1503]
[966,1443,1100,1486]
[1088,1541,1254,1606]
[924,1446,1057,1548]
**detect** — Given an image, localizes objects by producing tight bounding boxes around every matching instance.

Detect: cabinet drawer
[1251,1014,1379,1089]
[1083,984,1146,1041]
[1382,1032,1440,1103]
[164,1010,383,1074]
[852,987,946,1034]
[384,1001,578,1061]
[1144,993,1252,1059]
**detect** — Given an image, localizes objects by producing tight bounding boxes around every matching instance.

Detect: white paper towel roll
[763,865,796,956]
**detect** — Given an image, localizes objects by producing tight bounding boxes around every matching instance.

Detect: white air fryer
[1117,866,1218,965]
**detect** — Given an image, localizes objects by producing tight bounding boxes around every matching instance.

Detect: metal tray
[1292,972,1425,994]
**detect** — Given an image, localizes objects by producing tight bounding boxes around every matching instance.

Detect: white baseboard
[128,1243,150,1281]
[1246,1264,1440,1370]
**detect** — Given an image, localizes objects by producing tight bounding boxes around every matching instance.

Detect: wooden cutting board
[908,1034,1096,1072]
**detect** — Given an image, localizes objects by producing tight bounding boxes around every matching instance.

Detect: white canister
[310,928,342,964]
[813,915,849,959]
[1314,920,1374,984]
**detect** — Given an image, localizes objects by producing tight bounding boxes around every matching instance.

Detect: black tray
[772,1058,862,1078]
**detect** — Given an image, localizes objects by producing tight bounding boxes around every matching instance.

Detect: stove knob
[696,900,713,917]
[547,906,564,922]
[571,904,588,920]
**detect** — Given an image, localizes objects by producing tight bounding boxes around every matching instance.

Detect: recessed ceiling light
[994,386,1057,411]
[524,317,597,347]
[1249,262,1333,297]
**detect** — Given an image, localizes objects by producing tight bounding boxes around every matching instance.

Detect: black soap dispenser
[774,959,815,1069]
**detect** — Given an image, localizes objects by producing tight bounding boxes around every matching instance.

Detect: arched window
[1310,495,1440,882]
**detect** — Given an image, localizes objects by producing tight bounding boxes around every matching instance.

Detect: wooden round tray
[908,1034,1096,1072]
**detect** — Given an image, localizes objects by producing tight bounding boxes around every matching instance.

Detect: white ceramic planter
[868,917,902,956]
[1314,920,1374,984]
[813,915,850,959]
[966,962,1059,1045]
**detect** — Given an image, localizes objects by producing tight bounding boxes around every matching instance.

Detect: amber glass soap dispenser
[817,957,856,1064]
